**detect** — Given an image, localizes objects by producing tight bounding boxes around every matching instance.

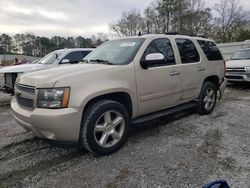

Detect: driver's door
[135,38,182,116]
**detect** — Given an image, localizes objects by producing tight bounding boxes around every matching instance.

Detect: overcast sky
[0,0,249,38]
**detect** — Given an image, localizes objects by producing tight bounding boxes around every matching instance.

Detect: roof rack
[165,32,180,35]
[165,32,207,38]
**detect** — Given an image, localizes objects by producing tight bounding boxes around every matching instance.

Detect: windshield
[231,49,250,60]
[38,50,66,64]
[84,38,145,65]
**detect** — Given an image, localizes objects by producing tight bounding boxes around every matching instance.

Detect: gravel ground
[0,84,250,187]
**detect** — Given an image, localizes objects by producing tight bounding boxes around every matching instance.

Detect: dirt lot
[0,84,250,188]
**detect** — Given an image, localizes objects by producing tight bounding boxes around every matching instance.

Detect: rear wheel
[197,82,217,115]
[80,100,130,155]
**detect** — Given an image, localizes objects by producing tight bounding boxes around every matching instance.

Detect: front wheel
[80,100,130,155]
[196,82,217,115]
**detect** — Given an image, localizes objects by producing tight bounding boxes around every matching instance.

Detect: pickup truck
[0,48,93,93]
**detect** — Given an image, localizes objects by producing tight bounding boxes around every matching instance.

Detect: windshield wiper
[89,59,114,65]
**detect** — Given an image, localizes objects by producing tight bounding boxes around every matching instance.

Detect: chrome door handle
[170,71,180,76]
[198,67,205,71]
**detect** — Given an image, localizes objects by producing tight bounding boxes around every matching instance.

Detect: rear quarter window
[197,40,223,61]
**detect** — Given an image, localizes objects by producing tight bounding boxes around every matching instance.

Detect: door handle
[170,71,180,76]
[198,67,205,71]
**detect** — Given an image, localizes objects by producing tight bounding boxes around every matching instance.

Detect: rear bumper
[217,78,227,101]
[219,78,227,93]
[11,98,82,142]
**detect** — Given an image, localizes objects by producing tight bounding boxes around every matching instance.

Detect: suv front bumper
[11,98,82,142]
[226,73,250,82]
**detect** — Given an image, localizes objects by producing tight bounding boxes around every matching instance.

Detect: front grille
[15,84,35,109]
[5,73,18,88]
[16,84,35,94]
[16,97,34,108]
[226,75,244,80]
[226,67,246,73]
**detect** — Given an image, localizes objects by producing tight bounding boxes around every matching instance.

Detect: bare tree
[110,9,145,37]
[214,0,247,42]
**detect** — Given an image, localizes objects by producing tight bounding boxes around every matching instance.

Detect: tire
[196,82,217,115]
[79,100,130,155]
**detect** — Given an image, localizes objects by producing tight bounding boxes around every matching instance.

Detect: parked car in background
[26,58,41,64]
[12,34,226,155]
[0,48,93,93]
[226,48,250,82]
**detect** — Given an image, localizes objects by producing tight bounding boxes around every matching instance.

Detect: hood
[17,64,119,88]
[0,64,51,73]
[226,59,250,68]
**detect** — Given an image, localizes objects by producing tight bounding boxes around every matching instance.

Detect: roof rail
[165,32,180,35]
[165,32,207,38]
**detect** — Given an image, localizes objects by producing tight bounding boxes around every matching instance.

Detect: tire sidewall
[81,100,130,155]
[198,82,217,115]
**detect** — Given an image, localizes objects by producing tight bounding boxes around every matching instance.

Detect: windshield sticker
[120,42,136,47]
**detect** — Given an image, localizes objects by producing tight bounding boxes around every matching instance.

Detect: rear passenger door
[175,38,204,100]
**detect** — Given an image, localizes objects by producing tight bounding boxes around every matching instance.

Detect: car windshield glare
[231,49,250,60]
[84,38,145,65]
[38,50,65,64]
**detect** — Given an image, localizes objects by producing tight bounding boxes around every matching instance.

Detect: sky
[0,0,249,38]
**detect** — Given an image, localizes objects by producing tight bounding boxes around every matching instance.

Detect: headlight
[246,66,250,72]
[37,87,70,109]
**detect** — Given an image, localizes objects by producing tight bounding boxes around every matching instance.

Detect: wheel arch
[203,75,220,89]
[81,91,134,119]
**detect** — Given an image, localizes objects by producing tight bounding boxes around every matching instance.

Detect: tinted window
[82,51,92,58]
[63,51,83,64]
[142,38,175,67]
[198,40,223,61]
[176,39,200,64]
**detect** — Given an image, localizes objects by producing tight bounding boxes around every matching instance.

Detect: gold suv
[11,34,227,155]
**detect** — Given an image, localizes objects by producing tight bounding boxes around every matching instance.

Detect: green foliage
[0,33,107,56]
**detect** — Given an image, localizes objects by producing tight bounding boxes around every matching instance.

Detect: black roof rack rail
[165,32,207,38]
[165,32,180,35]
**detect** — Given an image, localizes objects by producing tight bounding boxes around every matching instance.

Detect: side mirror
[54,53,59,59]
[203,180,230,188]
[141,53,165,69]
[61,59,70,64]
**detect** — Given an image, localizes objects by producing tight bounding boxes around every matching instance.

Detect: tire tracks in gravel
[0,149,85,187]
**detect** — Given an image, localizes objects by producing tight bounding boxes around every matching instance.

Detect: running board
[131,102,197,125]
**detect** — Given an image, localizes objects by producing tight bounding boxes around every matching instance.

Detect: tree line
[110,0,250,43]
[0,33,108,57]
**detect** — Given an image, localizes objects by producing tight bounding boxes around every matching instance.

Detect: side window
[198,40,223,61]
[82,51,92,58]
[176,39,200,64]
[63,51,83,64]
[142,38,175,67]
